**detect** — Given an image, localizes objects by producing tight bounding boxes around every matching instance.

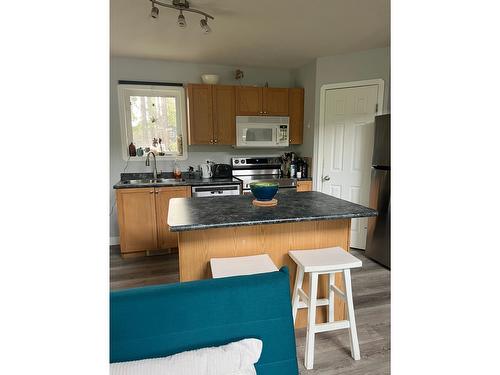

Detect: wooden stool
[289,247,362,370]
[210,254,278,278]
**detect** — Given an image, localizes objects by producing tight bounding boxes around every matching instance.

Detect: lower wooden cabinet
[116,186,191,256]
[296,180,313,192]
[155,186,192,249]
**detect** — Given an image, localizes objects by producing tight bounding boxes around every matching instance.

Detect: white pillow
[110,338,263,375]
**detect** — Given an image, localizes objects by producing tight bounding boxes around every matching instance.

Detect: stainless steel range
[231,157,297,193]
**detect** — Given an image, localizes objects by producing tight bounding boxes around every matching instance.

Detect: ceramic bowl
[250,182,279,201]
[201,74,220,84]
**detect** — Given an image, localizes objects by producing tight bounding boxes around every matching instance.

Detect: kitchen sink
[122,178,185,184]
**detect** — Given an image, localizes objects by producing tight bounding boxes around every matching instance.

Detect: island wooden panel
[177,219,351,328]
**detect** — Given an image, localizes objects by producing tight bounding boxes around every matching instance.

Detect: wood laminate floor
[110,246,390,374]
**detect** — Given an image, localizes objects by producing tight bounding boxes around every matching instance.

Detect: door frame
[313,79,385,191]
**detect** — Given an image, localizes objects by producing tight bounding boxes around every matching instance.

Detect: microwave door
[241,128,247,145]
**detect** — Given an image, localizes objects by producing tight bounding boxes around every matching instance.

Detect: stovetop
[237,175,297,190]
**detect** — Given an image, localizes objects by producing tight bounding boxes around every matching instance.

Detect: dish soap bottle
[173,160,182,179]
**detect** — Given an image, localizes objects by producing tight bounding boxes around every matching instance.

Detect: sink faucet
[145,152,158,179]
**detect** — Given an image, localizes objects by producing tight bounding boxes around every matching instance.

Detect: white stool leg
[304,272,318,370]
[328,272,335,322]
[291,266,304,324]
[343,269,360,360]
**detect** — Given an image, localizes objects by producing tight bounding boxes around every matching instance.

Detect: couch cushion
[110,338,262,375]
[110,267,298,375]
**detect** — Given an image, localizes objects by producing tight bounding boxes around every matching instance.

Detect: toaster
[212,164,232,179]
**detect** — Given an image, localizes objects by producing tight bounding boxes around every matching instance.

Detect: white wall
[292,60,317,158]
[292,47,391,161]
[110,57,296,238]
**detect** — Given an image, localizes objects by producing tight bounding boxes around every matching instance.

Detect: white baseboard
[110,236,120,246]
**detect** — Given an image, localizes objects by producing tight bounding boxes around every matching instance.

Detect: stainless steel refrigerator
[365,114,391,268]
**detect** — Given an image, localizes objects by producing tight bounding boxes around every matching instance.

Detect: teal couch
[110,267,299,374]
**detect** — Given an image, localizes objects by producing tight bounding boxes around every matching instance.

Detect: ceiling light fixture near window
[149,0,214,32]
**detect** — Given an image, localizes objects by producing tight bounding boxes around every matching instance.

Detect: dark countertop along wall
[168,189,377,232]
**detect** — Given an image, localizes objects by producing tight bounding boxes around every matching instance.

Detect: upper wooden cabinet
[235,86,262,115]
[213,85,236,145]
[187,84,236,145]
[236,87,289,116]
[288,88,305,145]
[263,88,289,116]
[188,84,304,145]
[187,84,214,145]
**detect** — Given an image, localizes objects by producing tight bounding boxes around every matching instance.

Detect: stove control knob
[241,160,246,164]
[234,160,239,164]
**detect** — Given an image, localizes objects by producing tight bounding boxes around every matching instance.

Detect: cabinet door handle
[214,139,218,143]
[209,139,214,144]
[149,190,154,194]
[154,191,159,194]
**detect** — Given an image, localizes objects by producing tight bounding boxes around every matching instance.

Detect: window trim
[117,84,188,161]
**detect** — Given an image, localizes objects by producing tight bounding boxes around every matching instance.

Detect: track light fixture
[149,0,214,32]
[177,10,186,28]
[200,17,211,34]
[150,4,159,19]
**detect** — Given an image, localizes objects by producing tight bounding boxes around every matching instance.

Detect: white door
[320,84,380,249]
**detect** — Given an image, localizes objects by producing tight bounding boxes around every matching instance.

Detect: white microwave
[236,116,289,148]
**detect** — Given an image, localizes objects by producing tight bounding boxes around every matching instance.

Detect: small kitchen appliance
[200,161,214,178]
[191,184,241,197]
[212,163,232,179]
[235,116,289,148]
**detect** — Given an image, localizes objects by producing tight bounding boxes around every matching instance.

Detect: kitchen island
[168,189,377,328]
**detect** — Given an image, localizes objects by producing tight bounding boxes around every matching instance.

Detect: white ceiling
[110,0,390,69]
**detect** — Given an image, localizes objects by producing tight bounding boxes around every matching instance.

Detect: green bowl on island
[249,181,279,201]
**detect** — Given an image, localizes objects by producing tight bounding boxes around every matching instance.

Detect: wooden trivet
[252,198,278,207]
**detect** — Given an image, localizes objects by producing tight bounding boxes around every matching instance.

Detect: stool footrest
[329,284,346,300]
[313,320,351,333]
[297,288,330,309]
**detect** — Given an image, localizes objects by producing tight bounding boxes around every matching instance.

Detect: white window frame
[117,84,188,161]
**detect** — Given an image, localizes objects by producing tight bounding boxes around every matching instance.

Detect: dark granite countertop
[113,172,242,189]
[113,172,311,189]
[167,189,377,232]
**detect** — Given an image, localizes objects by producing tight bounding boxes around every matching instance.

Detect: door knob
[323,176,331,181]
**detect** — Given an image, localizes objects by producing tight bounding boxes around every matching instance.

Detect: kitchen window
[117,83,188,160]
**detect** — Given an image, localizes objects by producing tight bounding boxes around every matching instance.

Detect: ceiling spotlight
[148,0,215,32]
[177,10,186,28]
[150,4,159,19]
[200,18,211,34]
